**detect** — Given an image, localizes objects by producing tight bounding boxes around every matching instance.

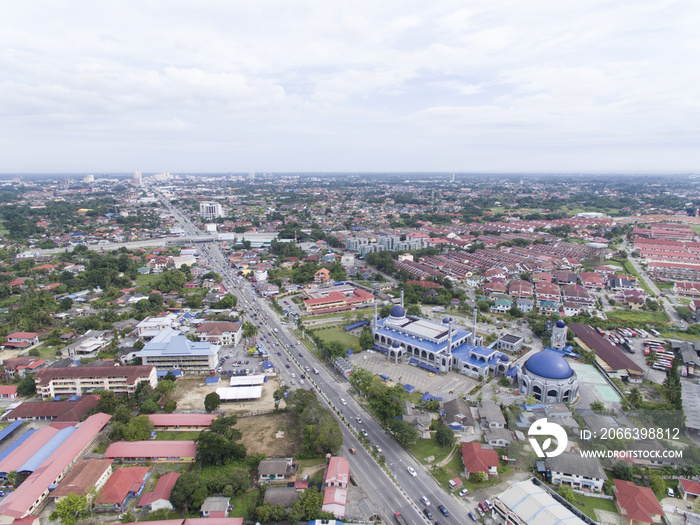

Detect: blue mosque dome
[392,340,401,348]
[555,320,566,328]
[389,305,405,318]
[499,354,509,362]
[525,351,573,379]
[442,317,450,324]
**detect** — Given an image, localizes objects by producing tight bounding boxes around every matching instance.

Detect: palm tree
[628,387,642,408]
[241,321,258,344]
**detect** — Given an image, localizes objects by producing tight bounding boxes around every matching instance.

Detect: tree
[435,424,455,447]
[110,415,154,442]
[197,432,234,466]
[49,493,89,525]
[348,367,373,396]
[613,462,634,481]
[558,486,576,503]
[649,474,665,494]
[359,327,374,350]
[140,399,159,414]
[387,418,418,446]
[204,392,221,413]
[590,400,606,413]
[170,472,206,513]
[16,376,36,396]
[627,388,642,408]
[273,386,289,410]
[469,471,487,483]
[406,304,422,316]
[163,399,177,413]
[229,467,251,496]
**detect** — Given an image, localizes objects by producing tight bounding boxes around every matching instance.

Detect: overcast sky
[2,1,699,174]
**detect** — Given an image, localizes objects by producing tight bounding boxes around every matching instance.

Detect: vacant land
[234,411,300,457]
[313,326,360,350]
[606,309,668,324]
[171,376,278,413]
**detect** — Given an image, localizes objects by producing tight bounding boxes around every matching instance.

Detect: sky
[1,1,699,174]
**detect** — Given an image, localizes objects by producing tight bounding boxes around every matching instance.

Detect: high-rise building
[133,170,143,187]
[199,201,224,220]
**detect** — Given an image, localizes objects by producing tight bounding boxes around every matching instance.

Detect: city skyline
[2,1,699,173]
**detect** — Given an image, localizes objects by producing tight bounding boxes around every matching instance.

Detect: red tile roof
[51,459,113,499]
[5,396,99,422]
[96,467,150,506]
[139,472,180,507]
[680,478,700,496]
[147,413,217,428]
[461,442,499,474]
[105,441,197,459]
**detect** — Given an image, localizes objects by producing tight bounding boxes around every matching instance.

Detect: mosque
[517,321,579,403]
[372,297,516,380]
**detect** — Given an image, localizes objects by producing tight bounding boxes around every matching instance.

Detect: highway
[157,191,472,524]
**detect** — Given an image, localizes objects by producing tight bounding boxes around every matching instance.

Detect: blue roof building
[136,327,219,373]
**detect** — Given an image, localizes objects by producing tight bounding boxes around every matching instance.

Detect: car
[407,466,417,477]
[667,487,675,497]
[291,373,296,377]
[340,398,347,405]
[356,417,363,424]
[300,374,305,379]
[484,499,493,510]
[277,352,281,356]
[459,488,469,497]
[375,445,382,453]
[476,508,485,518]
[361,429,368,437]
[290,380,295,385]
[478,502,488,512]
[349,447,356,454]
[299,353,303,357]
[468,512,478,522]
[299,379,304,384]
[423,508,433,520]
[421,496,431,507]
[438,504,450,517]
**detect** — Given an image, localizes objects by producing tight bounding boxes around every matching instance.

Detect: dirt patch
[171,376,280,413]
[235,411,300,457]
[638,383,664,403]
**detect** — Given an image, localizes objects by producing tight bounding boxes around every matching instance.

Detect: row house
[482,281,507,296]
[579,272,606,289]
[674,281,700,297]
[508,279,533,298]
[535,282,560,303]
[552,271,577,285]
[561,284,594,305]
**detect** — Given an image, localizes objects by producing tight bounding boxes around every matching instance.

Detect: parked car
[459,488,469,497]
[468,512,478,522]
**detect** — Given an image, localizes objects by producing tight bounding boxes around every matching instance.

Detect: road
[156,190,476,524]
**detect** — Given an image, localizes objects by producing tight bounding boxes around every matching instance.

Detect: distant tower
[472,306,478,345]
[586,242,608,266]
[372,298,378,332]
[450,173,455,183]
[83,174,94,183]
[133,170,143,187]
[551,320,568,350]
[447,318,453,355]
[400,288,404,308]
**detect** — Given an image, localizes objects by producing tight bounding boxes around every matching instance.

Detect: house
[0,386,18,399]
[545,452,607,492]
[478,401,506,428]
[490,298,513,314]
[200,496,230,518]
[51,459,113,501]
[138,472,180,511]
[516,298,534,313]
[321,457,350,517]
[461,442,499,479]
[95,467,150,511]
[195,322,242,346]
[679,478,700,502]
[314,268,330,284]
[484,427,514,448]
[263,487,302,509]
[3,332,39,349]
[442,398,475,434]
[258,458,296,483]
[497,334,524,352]
[613,479,664,525]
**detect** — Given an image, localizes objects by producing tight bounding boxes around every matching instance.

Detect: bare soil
[234,411,300,457]
[638,383,664,403]
[171,375,279,413]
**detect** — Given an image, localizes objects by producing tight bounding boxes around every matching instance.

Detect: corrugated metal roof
[148,413,216,427]
[105,441,196,459]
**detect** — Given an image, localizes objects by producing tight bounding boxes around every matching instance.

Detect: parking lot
[348,351,478,400]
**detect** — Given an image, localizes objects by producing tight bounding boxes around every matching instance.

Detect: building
[51,459,113,501]
[493,478,587,525]
[200,496,230,518]
[136,328,220,373]
[195,322,242,346]
[442,398,476,434]
[613,479,664,525]
[0,386,18,399]
[58,330,114,358]
[568,323,643,379]
[138,472,180,511]
[679,478,700,502]
[95,467,150,511]
[33,366,157,400]
[199,202,224,220]
[374,304,488,375]
[550,320,568,350]
[302,285,374,315]
[147,413,217,431]
[478,401,506,429]
[545,452,607,492]
[105,441,196,461]
[135,314,180,340]
[497,334,524,353]
[517,350,579,403]
[258,458,296,483]
[4,396,99,422]
[321,457,349,517]
[3,332,39,349]
[461,442,499,480]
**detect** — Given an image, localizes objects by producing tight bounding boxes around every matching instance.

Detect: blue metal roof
[418,362,440,373]
[421,393,442,401]
[0,421,24,443]
[344,320,369,331]
[403,384,415,393]
[205,377,220,384]
[261,360,274,369]
[17,426,76,473]
[0,429,36,463]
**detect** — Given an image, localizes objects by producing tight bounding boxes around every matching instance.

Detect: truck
[394,513,408,525]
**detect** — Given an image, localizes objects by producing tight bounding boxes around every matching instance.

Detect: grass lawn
[606,309,669,324]
[296,458,326,472]
[228,488,260,519]
[313,327,360,351]
[572,493,619,520]
[136,274,160,287]
[655,281,675,290]
[659,331,699,342]
[154,431,201,440]
[407,437,452,465]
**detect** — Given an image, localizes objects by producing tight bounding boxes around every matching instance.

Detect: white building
[136,328,220,372]
[494,478,587,525]
[135,314,179,340]
[199,201,224,220]
[545,452,607,492]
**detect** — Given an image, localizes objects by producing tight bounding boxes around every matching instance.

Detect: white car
[361,429,368,437]
[421,496,431,507]
[299,379,304,385]
[407,466,417,477]
[340,398,347,405]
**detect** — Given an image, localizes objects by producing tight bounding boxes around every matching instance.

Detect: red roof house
[95,467,150,510]
[138,472,180,510]
[461,442,499,479]
[679,478,700,501]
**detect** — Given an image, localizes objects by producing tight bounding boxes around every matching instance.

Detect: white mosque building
[372,298,515,379]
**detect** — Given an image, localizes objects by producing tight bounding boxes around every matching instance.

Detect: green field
[606,309,669,324]
[313,327,360,350]
[407,437,453,465]
[572,493,619,520]
[228,488,260,519]
[154,431,201,441]
[136,274,160,287]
